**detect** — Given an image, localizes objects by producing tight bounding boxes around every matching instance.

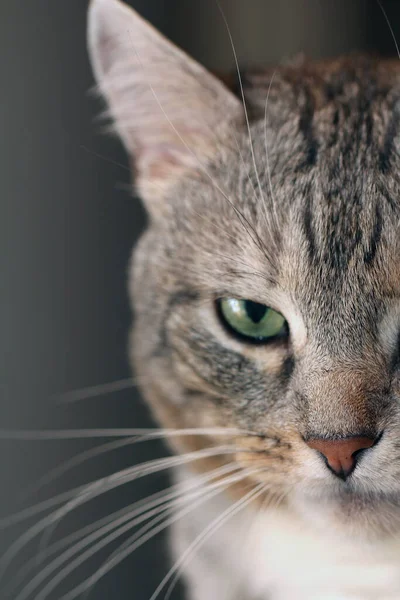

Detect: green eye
[218,298,288,342]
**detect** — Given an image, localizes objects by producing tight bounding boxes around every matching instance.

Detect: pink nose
[306,436,376,479]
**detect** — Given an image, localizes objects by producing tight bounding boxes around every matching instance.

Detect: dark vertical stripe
[303,193,317,261]
[364,204,382,265]
[297,84,319,169]
[379,100,400,174]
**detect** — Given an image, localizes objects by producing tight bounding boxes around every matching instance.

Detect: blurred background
[1,1,400,598]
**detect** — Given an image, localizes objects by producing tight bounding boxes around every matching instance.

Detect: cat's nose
[306,436,376,479]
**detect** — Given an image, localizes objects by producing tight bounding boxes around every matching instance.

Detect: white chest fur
[170,467,400,600]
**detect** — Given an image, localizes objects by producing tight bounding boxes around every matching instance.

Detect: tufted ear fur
[87,0,241,209]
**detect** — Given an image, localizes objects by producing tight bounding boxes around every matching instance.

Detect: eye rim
[216,298,290,346]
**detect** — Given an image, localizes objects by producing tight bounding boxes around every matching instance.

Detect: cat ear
[88,0,241,208]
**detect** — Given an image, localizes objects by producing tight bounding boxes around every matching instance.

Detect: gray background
[1,1,399,598]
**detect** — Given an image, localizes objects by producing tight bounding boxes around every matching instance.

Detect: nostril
[305,434,378,480]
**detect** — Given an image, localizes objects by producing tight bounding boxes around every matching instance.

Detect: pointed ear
[87,0,241,207]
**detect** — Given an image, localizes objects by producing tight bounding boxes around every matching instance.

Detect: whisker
[233,486,290,600]
[48,469,260,600]
[13,464,240,600]
[232,134,265,210]
[13,503,171,600]
[0,426,248,441]
[165,480,293,600]
[263,69,281,250]
[18,506,174,600]
[215,1,274,250]
[1,432,249,526]
[6,465,236,596]
[79,145,130,172]
[377,0,400,59]
[19,436,139,503]
[4,498,153,597]
[203,250,272,284]
[190,209,242,245]
[160,480,267,600]
[53,377,136,404]
[34,446,239,566]
[126,41,267,258]
[0,445,242,581]
[22,426,236,502]
[22,425,254,501]
[223,480,271,599]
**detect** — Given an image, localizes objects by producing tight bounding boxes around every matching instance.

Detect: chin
[292,483,400,541]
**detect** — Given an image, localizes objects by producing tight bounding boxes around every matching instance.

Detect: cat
[88,0,400,598]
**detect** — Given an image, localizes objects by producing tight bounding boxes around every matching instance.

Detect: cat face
[89,0,400,538]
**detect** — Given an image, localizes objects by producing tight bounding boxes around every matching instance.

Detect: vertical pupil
[244,301,267,324]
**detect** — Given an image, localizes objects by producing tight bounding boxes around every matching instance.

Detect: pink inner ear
[137,142,199,181]
[89,0,241,186]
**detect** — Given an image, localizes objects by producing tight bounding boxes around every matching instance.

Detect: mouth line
[306,484,400,509]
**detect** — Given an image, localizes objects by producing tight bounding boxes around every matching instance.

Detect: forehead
[170,57,400,324]
[229,58,400,301]
[232,145,400,326]
[235,56,400,216]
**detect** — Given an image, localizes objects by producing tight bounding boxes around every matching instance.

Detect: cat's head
[88,0,400,539]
